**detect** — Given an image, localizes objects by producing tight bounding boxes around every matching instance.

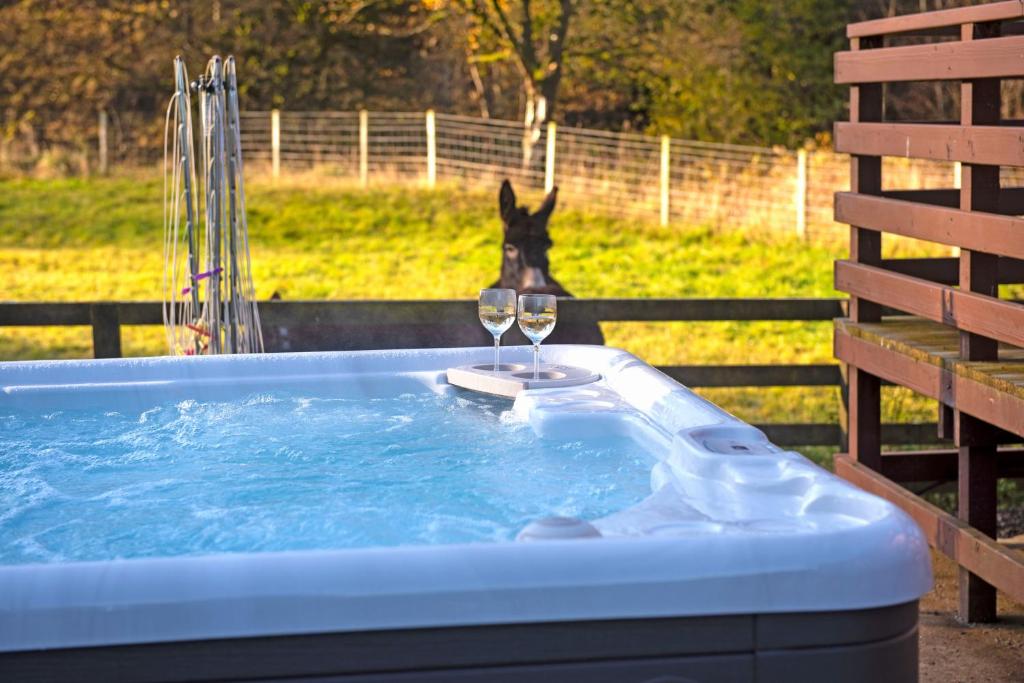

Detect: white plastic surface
[0,345,932,652]
[446,362,600,397]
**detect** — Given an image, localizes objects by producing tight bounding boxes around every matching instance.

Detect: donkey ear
[535,186,558,221]
[499,179,517,222]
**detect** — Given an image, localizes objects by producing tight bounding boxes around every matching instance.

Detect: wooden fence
[833,0,1024,623]
[0,298,944,450]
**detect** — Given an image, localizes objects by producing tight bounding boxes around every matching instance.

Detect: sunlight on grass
[2,172,947,462]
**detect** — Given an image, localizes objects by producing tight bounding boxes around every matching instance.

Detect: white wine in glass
[517,294,557,379]
[478,288,517,371]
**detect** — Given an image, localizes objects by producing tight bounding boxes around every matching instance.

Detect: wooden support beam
[956,412,1000,622]
[89,303,121,359]
[835,34,1024,83]
[959,20,1001,365]
[835,454,1024,606]
[843,35,884,471]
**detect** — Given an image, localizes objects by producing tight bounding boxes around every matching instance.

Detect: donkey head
[497,179,559,293]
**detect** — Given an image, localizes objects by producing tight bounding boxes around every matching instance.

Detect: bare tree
[457,0,574,166]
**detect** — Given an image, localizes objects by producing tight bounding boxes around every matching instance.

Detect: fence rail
[0,298,943,449]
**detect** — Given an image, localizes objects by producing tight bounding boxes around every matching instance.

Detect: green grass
[0,173,944,464]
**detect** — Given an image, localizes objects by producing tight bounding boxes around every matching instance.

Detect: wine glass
[517,294,557,380]
[478,288,517,371]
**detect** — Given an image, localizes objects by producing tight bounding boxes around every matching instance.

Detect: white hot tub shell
[0,345,932,683]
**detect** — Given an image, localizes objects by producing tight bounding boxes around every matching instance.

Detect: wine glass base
[512,370,566,380]
[471,363,527,372]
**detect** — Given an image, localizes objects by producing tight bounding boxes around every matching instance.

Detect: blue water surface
[0,390,654,564]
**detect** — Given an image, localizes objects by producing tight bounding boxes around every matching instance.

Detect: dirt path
[919,550,1024,682]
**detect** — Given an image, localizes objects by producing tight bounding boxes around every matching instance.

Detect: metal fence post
[660,135,671,226]
[425,109,437,188]
[359,109,369,188]
[270,109,280,180]
[544,121,556,193]
[98,110,109,175]
[795,149,808,239]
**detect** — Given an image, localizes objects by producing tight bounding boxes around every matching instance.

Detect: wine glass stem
[493,335,501,372]
[533,342,540,380]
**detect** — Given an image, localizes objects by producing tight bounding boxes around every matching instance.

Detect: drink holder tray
[446,363,600,398]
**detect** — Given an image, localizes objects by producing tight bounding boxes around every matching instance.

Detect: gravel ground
[998,506,1024,538]
[919,551,1024,682]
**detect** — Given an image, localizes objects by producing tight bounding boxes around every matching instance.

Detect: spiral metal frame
[163,55,263,356]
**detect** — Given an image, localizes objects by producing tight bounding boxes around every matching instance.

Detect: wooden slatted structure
[833,1,1024,623]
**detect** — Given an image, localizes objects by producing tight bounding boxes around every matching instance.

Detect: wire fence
[7,108,1005,241]
[235,110,975,242]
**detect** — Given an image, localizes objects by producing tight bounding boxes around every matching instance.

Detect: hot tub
[0,345,931,682]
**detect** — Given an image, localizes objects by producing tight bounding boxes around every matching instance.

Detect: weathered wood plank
[835,34,1024,84]
[834,319,1024,437]
[834,122,1024,166]
[847,1,1024,38]
[834,192,1024,260]
[835,454,1024,605]
[834,260,1024,349]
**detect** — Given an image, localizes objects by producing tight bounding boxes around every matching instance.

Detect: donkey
[260,180,603,352]
[491,179,605,346]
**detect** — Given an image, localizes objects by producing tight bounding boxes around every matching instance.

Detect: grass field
[2,172,945,461]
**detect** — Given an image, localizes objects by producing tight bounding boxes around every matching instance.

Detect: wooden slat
[757,422,943,448]
[880,448,1024,483]
[835,193,1024,260]
[0,303,93,326]
[659,364,839,388]
[0,299,847,327]
[835,260,1024,349]
[835,35,1024,83]
[834,321,1024,437]
[847,1,1024,38]
[835,454,1024,604]
[834,122,1024,166]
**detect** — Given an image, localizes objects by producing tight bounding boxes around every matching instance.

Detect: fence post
[660,135,671,226]
[90,303,122,359]
[544,121,557,193]
[270,109,280,180]
[425,109,437,188]
[359,109,369,188]
[795,149,808,239]
[953,161,962,189]
[98,110,109,175]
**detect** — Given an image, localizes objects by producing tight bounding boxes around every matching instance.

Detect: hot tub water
[0,390,655,564]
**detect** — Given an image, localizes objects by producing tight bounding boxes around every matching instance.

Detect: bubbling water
[0,390,654,564]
